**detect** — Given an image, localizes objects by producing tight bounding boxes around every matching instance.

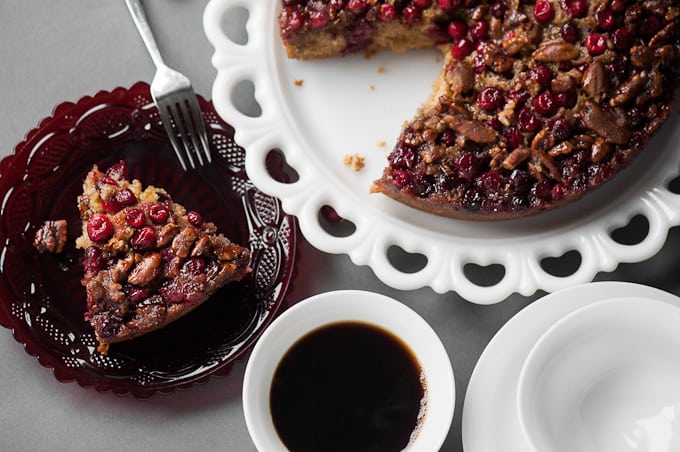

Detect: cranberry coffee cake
[76,161,251,354]
[279,0,680,219]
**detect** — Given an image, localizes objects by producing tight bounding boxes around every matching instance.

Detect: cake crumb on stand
[344,154,365,172]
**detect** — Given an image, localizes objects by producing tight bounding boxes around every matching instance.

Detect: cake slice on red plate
[76,161,250,354]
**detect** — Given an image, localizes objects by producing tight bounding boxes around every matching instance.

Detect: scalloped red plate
[0,82,297,398]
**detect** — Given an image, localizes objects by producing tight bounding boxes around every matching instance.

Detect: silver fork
[125,0,211,170]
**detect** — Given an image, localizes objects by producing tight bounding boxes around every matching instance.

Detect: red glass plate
[0,82,297,398]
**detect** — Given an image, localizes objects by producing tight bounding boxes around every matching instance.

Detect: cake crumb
[377,66,385,74]
[377,141,386,148]
[344,154,365,171]
[294,79,304,87]
[370,85,375,91]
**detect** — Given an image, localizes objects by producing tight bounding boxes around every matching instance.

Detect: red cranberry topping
[454,153,480,181]
[610,0,624,12]
[402,4,421,23]
[565,0,587,18]
[451,38,474,59]
[489,1,507,18]
[393,170,411,187]
[560,21,580,43]
[128,287,150,303]
[286,9,304,32]
[477,86,504,111]
[641,15,662,38]
[438,130,456,146]
[470,20,488,40]
[126,208,146,228]
[187,211,203,227]
[329,0,344,10]
[554,90,577,108]
[83,246,104,274]
[183,257,206,275]
[101,198,121,213]
[612,27,633,50]
[479,171,502,193]
[595,8,615,31]
[518,108,541,132]
[114,188,137,207]
[87,214,114,242]
[149,204,171,224]
[551,184,566,201]
[390,144,416,169]
[309,8,330,28]
[550,118,572,141]
[438,0,461,13]
[507,88,530,106]
[106,161,129,181]
[448,21,468,40]
[504,126,523,149]
[533,91,556,116]
[347,0,367,14]
[529,64,552,87]
[379,4,396,22]
[413,0,432,7]
[585,33,607,56]
[131,226,155,250]
[101,176,118,186]
[533,1,555,24]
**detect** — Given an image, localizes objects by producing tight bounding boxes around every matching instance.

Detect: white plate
[461,281,680,452]
[203,0,680,304]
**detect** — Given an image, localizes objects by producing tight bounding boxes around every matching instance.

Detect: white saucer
[461,281,680,452]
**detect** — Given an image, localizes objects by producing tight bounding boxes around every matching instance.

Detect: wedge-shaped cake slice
[76,161,250,354]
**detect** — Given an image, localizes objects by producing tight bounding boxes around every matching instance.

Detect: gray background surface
[1,1,679,451]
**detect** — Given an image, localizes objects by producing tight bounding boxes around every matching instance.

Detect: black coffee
[270,321,425,452]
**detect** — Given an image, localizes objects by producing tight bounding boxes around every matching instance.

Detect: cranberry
[479,171,502,193]
[100,176,118,186]
[131,225,155,250]
[87,214,114,242]
[477,86,504,112]
[438,0,461,13]
[451,38,474,59]
[610,0,624,12]
[454,153,480,181]
[612,27,633,50]
[554,90,577,109]
[509,169,531,193]
[560,21,580,43]
[595,8,615,31]
[83,246,104,274]
[551,184,566,201]
[530,181,552,202]
[518,108,541,132]
[413,0,432,7]
[470,20,488,40]
[565,0,587,18]
[187,211,203,227]
[504,126,523,149]
[438,130,456,146]
[585,33,607,56]
[101,198,121,213]
[106,161,129,180]
[588,163,613,187]
[641,15,662,38]
[402,4,421,23]
[490,1,507,18]
[126,208,146,228]
[529,64,552,87]
[309,9,330,28]
[550,118,572,141]
[533,1,555,24]
[390,144,416,170]
[533,91,557,116]
[507,88,530,106]
[347,0,367,14]
[114,188,137,207]
[447,20,467,39]
[282,8,303,32]
[329,0,344,10]
[128,287,150,303]
[183,257,206,275]
[379,4,396,22]
[486,117,502,131]
[149,204,171,224]
[393,170,411,187]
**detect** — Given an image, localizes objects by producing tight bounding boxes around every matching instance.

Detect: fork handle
[125,0,165,68]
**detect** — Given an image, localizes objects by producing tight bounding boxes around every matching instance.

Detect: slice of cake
[76,161,251,354]
[279,1,680,220]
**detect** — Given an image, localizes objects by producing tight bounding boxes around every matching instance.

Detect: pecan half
[580,101,631,145]
[581,61,608,100]
[610,74,644,106]
[33,220,67,254]
[502,146,532,170]
[127,252,162,287]
[533,40,579,62]
[443,115,498,143]
[591,138,613,163]
[446,60,475,95]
